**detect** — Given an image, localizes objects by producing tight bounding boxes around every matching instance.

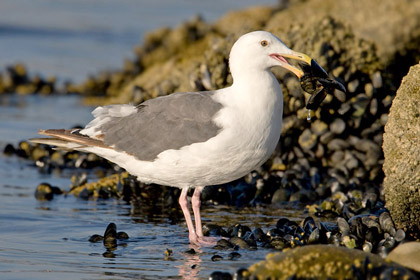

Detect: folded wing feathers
[30,129,111,150]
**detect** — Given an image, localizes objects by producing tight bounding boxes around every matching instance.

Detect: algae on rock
[248,245,416,279]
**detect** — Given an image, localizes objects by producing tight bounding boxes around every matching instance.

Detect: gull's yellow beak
[270,51,312,78]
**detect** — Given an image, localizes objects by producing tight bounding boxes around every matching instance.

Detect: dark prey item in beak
[299,59,346,110]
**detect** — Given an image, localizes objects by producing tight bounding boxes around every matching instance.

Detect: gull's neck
[229,68,283,110]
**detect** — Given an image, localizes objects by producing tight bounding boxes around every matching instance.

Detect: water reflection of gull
[177,245,202,280]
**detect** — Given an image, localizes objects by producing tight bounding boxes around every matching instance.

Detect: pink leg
[179,188,198,244]
[192,187,204,237]
[178,187,218,246]
[191,187,218,245]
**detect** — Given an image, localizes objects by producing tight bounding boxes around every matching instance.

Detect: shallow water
[0,95,307,279]
[0,2,305,278]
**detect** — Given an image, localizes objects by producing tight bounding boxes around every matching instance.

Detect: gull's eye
[260,40,269,47]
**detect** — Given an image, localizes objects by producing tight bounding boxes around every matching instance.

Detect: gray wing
[98,92,223,161]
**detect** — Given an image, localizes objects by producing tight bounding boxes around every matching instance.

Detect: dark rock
[209,271,232,280]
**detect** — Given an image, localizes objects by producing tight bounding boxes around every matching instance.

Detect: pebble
[329,118,346,134]
[311,120,328,136]
[347,80,359,93]
[327,139,349,150]
[298,129,317,150]
[319,131,335,144]
[211,255,223,261]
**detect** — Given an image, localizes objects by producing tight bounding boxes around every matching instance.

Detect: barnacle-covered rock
[383,63,420,238]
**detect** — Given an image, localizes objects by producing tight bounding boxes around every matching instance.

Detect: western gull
[31,31,314,245]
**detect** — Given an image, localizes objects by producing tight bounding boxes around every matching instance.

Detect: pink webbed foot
[188,234,219,247]
[179,187,219,247]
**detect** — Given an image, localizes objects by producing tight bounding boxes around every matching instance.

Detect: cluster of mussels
[202,211,405,256]
[206,214,413,280]
[3,139,412,257]
[3,141,121,200]
[3,141,117,175]
[88,223,129,258]
[3,141,113,171]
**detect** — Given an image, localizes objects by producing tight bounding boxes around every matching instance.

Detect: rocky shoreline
[2,0,420,278]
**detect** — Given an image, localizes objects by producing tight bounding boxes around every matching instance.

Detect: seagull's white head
[229,31,312,81]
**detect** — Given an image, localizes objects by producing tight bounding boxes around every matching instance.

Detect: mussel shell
[299,58,346,110]
[318,77,347,93]
[299,59,328,79]
[300,74,318,94]
[309,59,329,78]
[306,87,328,110]
[307,227,320,244]
[104,223,117,242]
[337,217,350,236]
